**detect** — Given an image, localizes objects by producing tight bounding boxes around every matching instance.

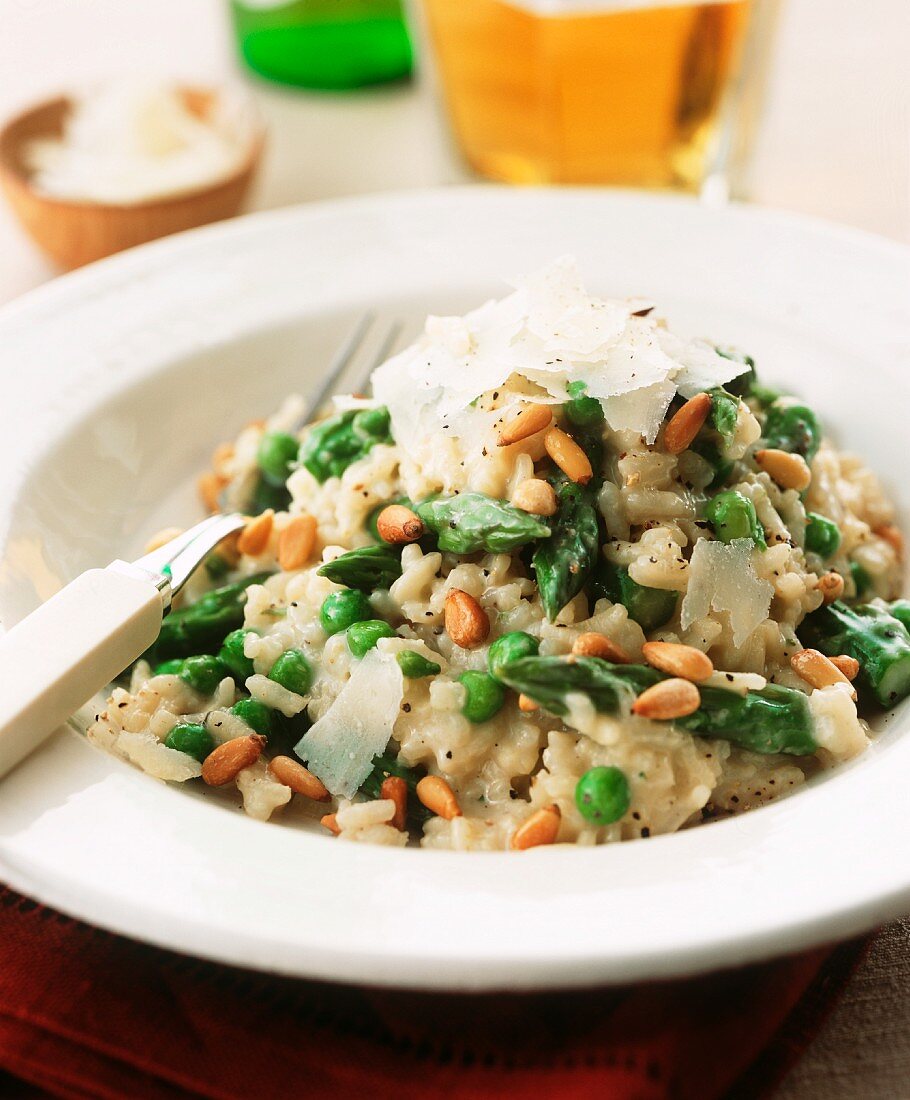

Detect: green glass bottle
[230,0,413,91]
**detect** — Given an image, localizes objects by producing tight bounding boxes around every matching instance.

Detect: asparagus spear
[799,599,910,708]
[299,406,393,484]
[498,656,818,756]
[416,492,551,554]
[148,573,272,661]
[532,480,600,621]
[589,560,678,633]
[317,544,402,591]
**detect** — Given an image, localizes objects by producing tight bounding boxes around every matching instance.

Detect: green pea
[850,561,872,598]
[705,490,767,549]
[763,401,821,462]
[564,392,603,429]
[268,649,314,695]
[575,766,631,826]
[218,629,256,682]
[347,620,396,658]
[488,631,540,682]
[179,655,229,695]
[458,671,506,723]
[153,658,185,676]
[230,698,273,737]
[164,722,215,762]
[320,589,373,636]
[256,431,299,486]
[396,650,441,678]
[353,406,391,440]
[805,512,842,558]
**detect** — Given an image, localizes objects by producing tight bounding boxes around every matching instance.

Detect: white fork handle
[0,566,164,779]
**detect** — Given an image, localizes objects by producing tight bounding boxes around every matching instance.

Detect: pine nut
[544,427,593,485]
[642,641,713,683]
[376,504,425,544]
[444,589,490,649]
[497,403,553,447]
[320,813,340,835]
[267,755,330,801]
[212,442,234,476]
[381,776,408,831]
[632,678,701,720]
[791,649,857,699]
[238,510,274,556]
[572,632,631,663]
[278,514,317,570]
[518,693,539,712]
[755,448,812,491]
[198,471,226,513]
[511,804,561,850]
[817,571,845,603]
[874,523,905,559]
[511,478,558,517]
[664,393,712,455]
[144,526,183,554]
[829,654,860,681]
[416,776,462,819]
[202,734,266,786]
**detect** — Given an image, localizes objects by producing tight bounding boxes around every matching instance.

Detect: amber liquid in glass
[422,0,752,190]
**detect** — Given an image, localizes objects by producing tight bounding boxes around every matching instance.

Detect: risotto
[88,258,910,850]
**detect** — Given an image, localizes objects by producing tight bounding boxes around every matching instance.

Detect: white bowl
[0,188,907,990]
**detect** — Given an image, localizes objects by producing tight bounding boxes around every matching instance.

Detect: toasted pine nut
[572,632,631,663]
[444,589,490,649]
[511,478,558,517]
[544,427,593,485]
[632,678,701,720]
[212,442,234,476]
[817,571,845,603]
[755,448,812,491]
[202,734,266,786]
[377,504,425,544]
[497,403,553,447]
[416,775,462,819]
[238,510,274,556]
[198,471,226,513]
[791,649,857,699]
[381,776,408,831]
[518,693,539,713]
[642,641,713,683]
[144,526,183,554]
[829,654,860,681]
[278,514,317,571]
[320,813,341,836]
[511,804,561,850]
[267,755,331,801]
[874,523,905,559]
[664,393,712,455]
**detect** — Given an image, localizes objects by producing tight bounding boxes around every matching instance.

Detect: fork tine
[354,318,404,396]
[298,312,374,427]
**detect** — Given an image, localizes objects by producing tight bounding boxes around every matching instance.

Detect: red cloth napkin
[0,884,864,1100]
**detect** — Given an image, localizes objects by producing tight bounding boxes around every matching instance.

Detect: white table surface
[1,1,909,1095]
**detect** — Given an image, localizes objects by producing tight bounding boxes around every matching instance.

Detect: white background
[0,1,908,1095]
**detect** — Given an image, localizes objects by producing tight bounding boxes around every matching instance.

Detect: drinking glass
[420,0,779,194]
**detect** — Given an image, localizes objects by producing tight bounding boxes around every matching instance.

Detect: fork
[0,315,402,780]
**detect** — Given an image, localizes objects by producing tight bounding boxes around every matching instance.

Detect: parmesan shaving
[680,539,774,649]
[295,647,404,797]
[371,257,745,461]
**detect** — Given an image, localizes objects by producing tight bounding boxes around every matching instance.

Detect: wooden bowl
[0,88,264,270]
